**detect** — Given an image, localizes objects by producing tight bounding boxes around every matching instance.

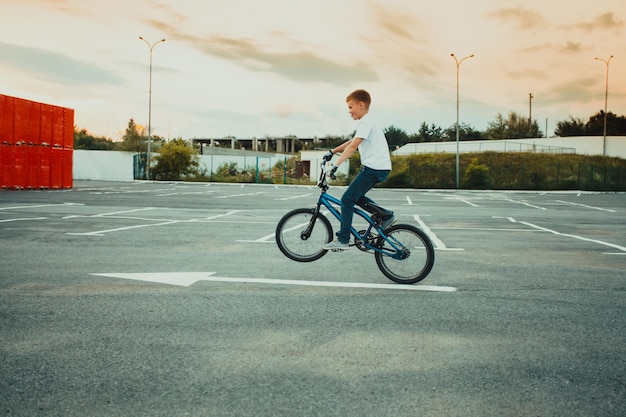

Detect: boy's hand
[329,165,338,180]
[322,150,334,162]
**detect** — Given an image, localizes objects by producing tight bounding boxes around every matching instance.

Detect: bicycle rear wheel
[276,208,333,262]
[375,224,435,284]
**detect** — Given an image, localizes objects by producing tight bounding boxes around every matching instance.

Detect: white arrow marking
[92,272,210,287]
[91,272,456,292]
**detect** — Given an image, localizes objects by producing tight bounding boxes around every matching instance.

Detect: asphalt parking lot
[1,181,625,416]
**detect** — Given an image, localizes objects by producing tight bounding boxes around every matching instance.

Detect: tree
[117,118,147,152]
[443,123,483,141]
[585,111,626,136]
[554,111,626,137]
[384,125,409,149]
[409,122,445,142]
[151,138,199,180]
[74,128,116,150]
[485,112,543,139]
[554,116,586,137]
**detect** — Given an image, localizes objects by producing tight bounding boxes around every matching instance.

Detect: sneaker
[322,240,350,251]
[380,215,397,230]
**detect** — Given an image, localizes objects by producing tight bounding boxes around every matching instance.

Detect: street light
[594,55,613,156]
[139,36,166,180]
[451,53,475,189]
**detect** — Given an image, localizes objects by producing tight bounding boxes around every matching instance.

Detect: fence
[386,159,625,191]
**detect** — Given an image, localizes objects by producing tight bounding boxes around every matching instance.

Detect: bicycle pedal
[330,248,346,252]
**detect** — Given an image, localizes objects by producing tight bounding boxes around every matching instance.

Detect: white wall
[72,150,290,182]
[301,150,350,182]
[197,153,287,175]
[73,150,134,181]
[395,136,626,158]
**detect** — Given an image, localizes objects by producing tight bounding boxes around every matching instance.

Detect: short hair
[346,89,371,108]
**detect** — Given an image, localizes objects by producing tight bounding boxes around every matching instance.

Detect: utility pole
[529,93,534,137]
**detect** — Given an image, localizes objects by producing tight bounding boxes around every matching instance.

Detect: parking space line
[0,217,48,223]
[413,215,463,251]
[453,196,480,207]
[275,193,312,201]
[501,198,547,210]
[555,200,616,213]
[67,220,182,236]
[497,216,626,253]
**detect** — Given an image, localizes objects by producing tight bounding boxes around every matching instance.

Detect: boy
[322,89,396,251]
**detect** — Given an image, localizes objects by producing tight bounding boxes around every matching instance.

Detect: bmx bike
[275,162,435,284]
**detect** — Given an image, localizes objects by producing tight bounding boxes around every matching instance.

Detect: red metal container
[50,146,63,189]
[52,106,65,148]
[25,144,39,189]
[13,141,26,189]
[0,144,13,189]
[62,148,73,188]
[0,94,14,145]
[64,108,74,149]
[38,143,51,189]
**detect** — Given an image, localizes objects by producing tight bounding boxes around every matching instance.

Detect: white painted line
[413,215,458,251]
[502,198,547,210]
[494,216,626,253]
[214,192,265,199]
[454,197,480,207]
[238,231,275,243]
[555,200,616,213]
[0,217,48,223]
[92,207,158,217]
[275,193,312,201]
[91,272,457,292]
[494,216,517,223]
[202,210,241,220]
[200,276,457,292]
[67,220,181,236]
[405,196,414,205]
[0,203,84,210]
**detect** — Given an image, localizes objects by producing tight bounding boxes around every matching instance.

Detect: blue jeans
[336,166,390,244]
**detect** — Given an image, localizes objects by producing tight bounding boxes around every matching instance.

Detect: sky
[0,0,624,141]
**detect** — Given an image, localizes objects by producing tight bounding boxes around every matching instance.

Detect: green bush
[380,152,626,191]
[463,158,490,188]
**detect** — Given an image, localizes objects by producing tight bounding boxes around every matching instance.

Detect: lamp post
[594,55,613,156]
[451,53,474,189]
[139,36,166,180]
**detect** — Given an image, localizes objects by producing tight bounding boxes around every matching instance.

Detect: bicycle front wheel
[375,224,435,284]
[276,208,333,262]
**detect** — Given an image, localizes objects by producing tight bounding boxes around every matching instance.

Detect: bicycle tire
[375,224,435,284]
[276,208,333,262]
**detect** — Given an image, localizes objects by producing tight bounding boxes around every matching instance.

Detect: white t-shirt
[354,113,392,170]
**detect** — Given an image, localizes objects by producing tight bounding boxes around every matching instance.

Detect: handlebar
[317,162,334,191]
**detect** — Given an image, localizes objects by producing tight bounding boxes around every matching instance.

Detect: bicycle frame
[311,163,407,259]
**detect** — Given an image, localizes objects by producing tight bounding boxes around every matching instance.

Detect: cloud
[488,7,546,30]
[151,1,187,22]
[146,20,377,86]
[16,0,89,15]
[544,77,599,104]
[567,12,624,32]
[521,41,586,54]
[506,68,550,81]
[0,41,125,86]
[364,5,437,83]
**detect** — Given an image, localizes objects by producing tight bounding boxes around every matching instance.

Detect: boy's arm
[332,137,363,167]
